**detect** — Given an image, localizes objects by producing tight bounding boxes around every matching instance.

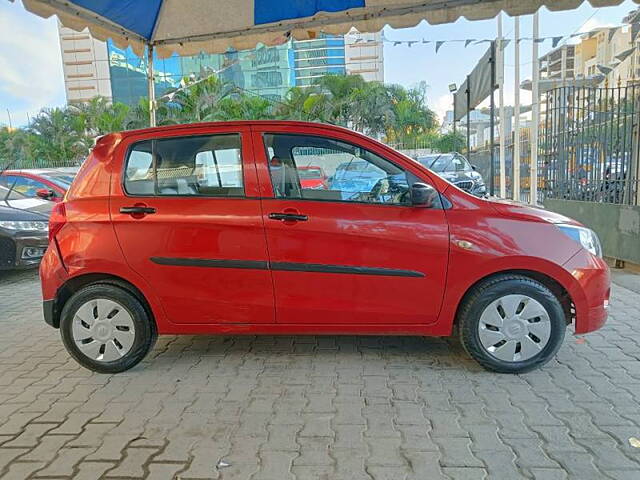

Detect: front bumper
[563,249,610,334]
[0,231,48,270]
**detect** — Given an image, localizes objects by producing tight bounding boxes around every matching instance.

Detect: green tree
[350,81,394,137]
[276,87,331,122]
[71,97,130,135]
[168,75,236,123]
[432,130,465,153]
[28,107,87,166]
[386,82,436,145]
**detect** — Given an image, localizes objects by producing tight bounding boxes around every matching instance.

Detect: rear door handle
[120,206,156,215]
[268,212,308,222]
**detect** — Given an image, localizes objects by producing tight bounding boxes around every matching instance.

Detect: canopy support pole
[498,13,506,198]
[513,16,521,202]
[490,40,496,197]
[531,12,540,205]
[466,75,471,157]
[147,44,157,127]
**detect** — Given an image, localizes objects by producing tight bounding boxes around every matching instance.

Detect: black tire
[60,284,157,373]
[458,274,566,374]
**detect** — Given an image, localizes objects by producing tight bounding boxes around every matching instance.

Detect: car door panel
[111,126,275,325]
[252,126,449,326]
[263,198,448,325]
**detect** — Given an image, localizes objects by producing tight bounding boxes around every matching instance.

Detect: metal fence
[1,158,82,171]
[539,84,640,206]
[465,85,640,206]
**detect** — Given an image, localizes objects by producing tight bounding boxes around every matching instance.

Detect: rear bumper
[563,249,610,334]
[43,299,56,327]
[39,244,68,329]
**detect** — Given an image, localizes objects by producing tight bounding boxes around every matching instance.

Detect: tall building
[574,25,634,85]
[58,24,112,103]
[56,26,384,107]
[538,44,576,82]
[105,41,294,106]
[344,29,384,82]
[539,7,640,87]
[292,36,347,87]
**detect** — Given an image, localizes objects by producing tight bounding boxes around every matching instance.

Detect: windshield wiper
[428,154,443,169]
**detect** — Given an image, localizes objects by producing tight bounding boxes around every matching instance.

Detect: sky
[0,0,639,127]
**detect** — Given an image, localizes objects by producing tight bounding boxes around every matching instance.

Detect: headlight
[557,224,602,258]
[0,221,48,232]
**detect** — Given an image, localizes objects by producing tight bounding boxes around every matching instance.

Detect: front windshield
[419,154,471,173]
[0,184,27,201]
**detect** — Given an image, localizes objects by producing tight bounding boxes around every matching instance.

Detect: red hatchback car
[40,121,610,374]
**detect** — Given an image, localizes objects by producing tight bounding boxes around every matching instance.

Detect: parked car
[297,166,328,189]
[1,168,78,202]
[0,185,50,270]
[40,121,609,374]
[416,153,487,197]
[329,159,391,200]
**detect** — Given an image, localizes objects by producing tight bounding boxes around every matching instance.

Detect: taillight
[48,202,67,243]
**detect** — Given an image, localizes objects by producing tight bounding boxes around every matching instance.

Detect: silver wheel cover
[478,294,552,363]
[71,298,136,362]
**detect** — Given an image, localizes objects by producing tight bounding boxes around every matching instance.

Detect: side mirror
[36,188,55,200]
[471,164,477,171]
[410,182,437,207]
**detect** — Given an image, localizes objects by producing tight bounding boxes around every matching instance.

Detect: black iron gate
[540,84,640,205]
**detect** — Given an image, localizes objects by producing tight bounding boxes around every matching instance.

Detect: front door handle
[120,206,156,215]
[268,212,308,222]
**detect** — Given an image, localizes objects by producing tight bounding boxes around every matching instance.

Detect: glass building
[293,37,347,87]
[105,35,349,106]
[58,25,382,107]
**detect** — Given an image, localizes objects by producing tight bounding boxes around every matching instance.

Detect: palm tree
[386,82,436,146]
[28,108,86,165]
[71,97,130,135]
[317,74,366,126]
[350,81,394,138]
[276,87,332,122]
[169,75,236,123]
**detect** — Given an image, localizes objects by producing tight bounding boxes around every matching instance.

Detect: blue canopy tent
[14,0,632,125]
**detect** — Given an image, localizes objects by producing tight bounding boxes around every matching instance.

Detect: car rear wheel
[458,275,566,373]
[60,284,156,373]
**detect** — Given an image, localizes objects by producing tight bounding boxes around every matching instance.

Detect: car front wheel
[458,275,566,373]
[60,284,156,373]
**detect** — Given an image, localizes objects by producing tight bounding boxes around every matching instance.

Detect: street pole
[466,75,471,156]
[453,99,456,135]
[498,13,506,198]
[531,11,540,205]
[513,16,521,201]
[147,44,157,128]
[490,40,496,197]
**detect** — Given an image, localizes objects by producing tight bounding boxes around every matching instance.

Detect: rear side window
[124,134,244,197]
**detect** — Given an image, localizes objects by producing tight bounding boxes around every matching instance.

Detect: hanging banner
[453,44,494,122]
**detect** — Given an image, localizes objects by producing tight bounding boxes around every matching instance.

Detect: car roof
[102,121,363,142]
[3,168,69,176]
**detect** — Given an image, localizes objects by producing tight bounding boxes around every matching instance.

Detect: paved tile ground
[0,269,639,479]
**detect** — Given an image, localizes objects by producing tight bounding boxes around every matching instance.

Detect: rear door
[252,125,450,326]
[110,126,275,325]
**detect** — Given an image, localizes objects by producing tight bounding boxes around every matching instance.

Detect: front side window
[124,134,244,196]
[264,134,411,205]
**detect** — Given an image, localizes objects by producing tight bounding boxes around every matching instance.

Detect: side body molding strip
[150,257,425,278]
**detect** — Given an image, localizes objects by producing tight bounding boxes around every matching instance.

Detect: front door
[111,127,274,324]
[253,127,449,326]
